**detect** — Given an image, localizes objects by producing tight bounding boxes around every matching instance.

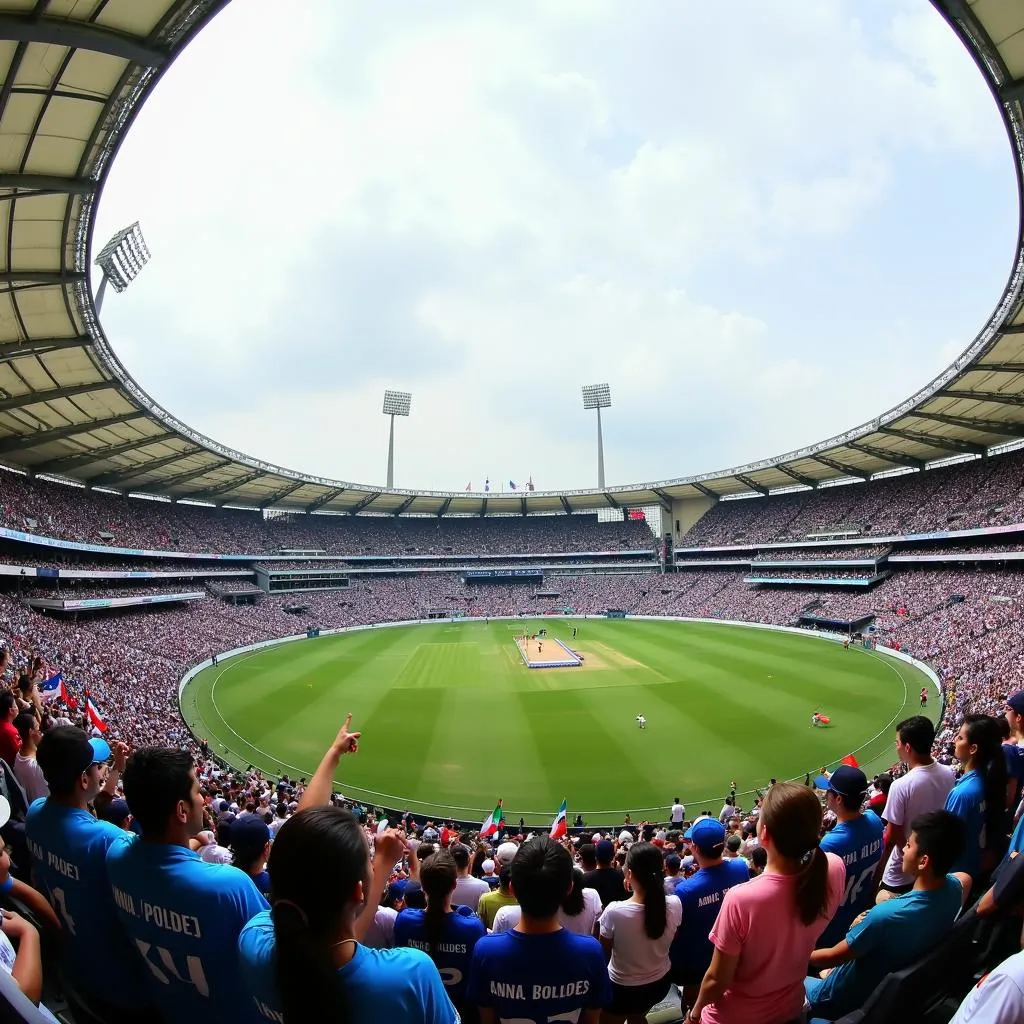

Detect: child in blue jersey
[237,806,458,1023]
[394,849,486,1014]
[467,835,609,1024]
[106,746,269,1024]
[945,715,1007,881]
[26,726,152,1023]
[807,810,972,1020]
[813,765,884,950]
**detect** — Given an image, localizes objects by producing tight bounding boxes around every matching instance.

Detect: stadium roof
[0,0,1021,517]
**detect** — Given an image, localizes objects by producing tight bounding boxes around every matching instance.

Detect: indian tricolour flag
[550,798,567,839]
[480,800,504,838]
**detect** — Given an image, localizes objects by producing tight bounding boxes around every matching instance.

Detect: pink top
[702,852,846,1024]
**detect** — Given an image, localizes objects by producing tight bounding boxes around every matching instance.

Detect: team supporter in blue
[467,835,609,1024]
[806,810,972,1021]
[669,818,748,1012]
[237,806,458,1024]
[814,765,884,950]
[999,711,1024,820]
[25,726,152,1023]
[229,815,272,896]
[106,747,269,1024]
[945,715,1008,881]
[394,848,486,1015]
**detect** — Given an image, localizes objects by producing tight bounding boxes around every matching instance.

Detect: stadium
[0,2,1019,1023]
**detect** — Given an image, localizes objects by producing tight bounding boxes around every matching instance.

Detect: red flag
[85,695,108,733]
[841,754,859,768]
[59,677,77,711]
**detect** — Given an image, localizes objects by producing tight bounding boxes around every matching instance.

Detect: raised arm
[299,713,361,810]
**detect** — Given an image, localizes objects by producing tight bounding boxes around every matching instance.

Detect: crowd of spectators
[750,545,889,562]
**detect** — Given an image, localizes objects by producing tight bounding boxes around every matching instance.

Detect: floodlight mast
[581,383,612,489]
[93,221,151,313]
[382,390,412,488]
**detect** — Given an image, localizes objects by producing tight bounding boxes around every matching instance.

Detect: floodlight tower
[581,383,612,489]
[382,390,412,488]
[93,221,151,313]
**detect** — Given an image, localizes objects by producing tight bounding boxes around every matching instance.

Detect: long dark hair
[268,806,368,1023]
[761,782,829,926]
[419,850,457,960]
[626,843,667,940]
[560,867,585,917]
[961,714,1009,862]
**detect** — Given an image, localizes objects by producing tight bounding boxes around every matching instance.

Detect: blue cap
[88,737,111,764]
[815,764,868,799]
[684,817,726,852]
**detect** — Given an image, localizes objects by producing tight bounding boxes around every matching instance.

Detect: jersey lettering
[135,940,209,997]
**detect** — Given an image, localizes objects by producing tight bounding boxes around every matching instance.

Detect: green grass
[180,619,938,824]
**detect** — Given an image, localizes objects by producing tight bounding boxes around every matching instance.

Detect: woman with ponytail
[237,807,458,1024]
[687,783,846,1024]
[946,713,1009,880]
[394,849,486,1018]
[598,842,682,1023]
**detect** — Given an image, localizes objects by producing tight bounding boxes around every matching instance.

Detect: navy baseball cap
[815,765,868,799]
[684,818,726,853]
[1007,692,1024,716]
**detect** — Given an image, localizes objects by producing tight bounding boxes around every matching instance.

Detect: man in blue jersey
[807,810,972,1021]
[467,835,609,1023]
[106,747,268,1024]
[814,764,884,950]
[668,817,749,1012]
[26,726,152,1023]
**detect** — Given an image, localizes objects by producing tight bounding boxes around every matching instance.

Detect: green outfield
[180,619,938,824]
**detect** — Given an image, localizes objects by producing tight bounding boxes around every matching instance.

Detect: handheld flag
[85,694,108,733]
[465,482,472,491]
[480,800,504,838]
[510,480,517,491]
[550,798,567,839]
[841,754,859,768]
[40,673,77,710]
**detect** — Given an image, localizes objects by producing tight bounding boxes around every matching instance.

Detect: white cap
[481,859,495,874]
[495,841,519,866]
[199,844,232,865]
[618,830,633,845]
[592,833,602,843]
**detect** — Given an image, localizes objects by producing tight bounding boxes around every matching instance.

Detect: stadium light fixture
[382,390,412,489]
[94,221,151,312]
[581,383,612,489]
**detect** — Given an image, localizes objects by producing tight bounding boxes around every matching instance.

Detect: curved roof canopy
[0,0,1021,517]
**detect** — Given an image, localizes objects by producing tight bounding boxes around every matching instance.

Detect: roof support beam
[0,271,85,286]
[0,15,169,67]
[183,470,266,501]
[937,388,1024,407]
[652,488,674,509]
[0,412,150,455]
[158,460,234,491]
[0,174,95,197]
[0,381,118,412]
[909,412,1024,437]
[0,336,91,362]
[479,498,488,517]
[877,426,985,455]
[776,465,817,488]
[846,442,924,470]
[736,474,768,495]
[259,481,306,507]
[973,362,1024,373]
[436,497,452,518]
[34,432,173,472]
[347,493,380,515]
[87,450,197,486]
[560,496,573,514]
[392,496,416,516]
[1000,78,1024,105]
[812,455,868,480]
[691,482,717,499]
[999,322,1024,334]
[306,488,346,513]
[603,492,620,509]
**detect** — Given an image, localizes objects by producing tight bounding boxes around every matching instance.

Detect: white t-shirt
[360,907,398,949]
[663,875,681,896]
[13,753,48,803]
[670,803,685,824]
[0,930,60,1023]
[949,950,1024,1024]
[599,896,682,985]
[881,760,956,886]
[492,888,603,937]
[452,875,490,911]
[268,816,289,837]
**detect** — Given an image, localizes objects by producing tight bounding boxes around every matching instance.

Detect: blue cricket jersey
[669,858,750,980]
[466,927,609,1022]
[24,798,150,1008]
[816,813,885,949]
[394,905,486,1006]
[945,769,987,879]
[105,840,268,1024]
[237,910,459,1024]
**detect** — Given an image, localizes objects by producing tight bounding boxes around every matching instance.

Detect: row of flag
[40,672,108,732]
[465,478,536,493]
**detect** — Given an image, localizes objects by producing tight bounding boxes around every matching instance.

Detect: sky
[94,0,1016,495]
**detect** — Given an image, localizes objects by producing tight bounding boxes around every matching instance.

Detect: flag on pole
[550,798,567,839]
[509,480,517,491]
[84,693,108,733]
[527,477,535,492]
[841,753,859,768]
[480,800,504,837]
[484,479,490,492]
[40,672,77,710]
[465,482,472,491]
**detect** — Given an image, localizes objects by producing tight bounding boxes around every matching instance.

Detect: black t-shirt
[583,866,628,907]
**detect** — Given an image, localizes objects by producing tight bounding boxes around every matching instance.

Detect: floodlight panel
[581,383,612,409]
[382,390,412,416]
[95,221,151,293]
